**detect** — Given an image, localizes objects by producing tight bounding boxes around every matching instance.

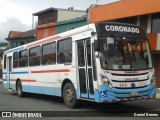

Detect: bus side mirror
[94,40,98,51]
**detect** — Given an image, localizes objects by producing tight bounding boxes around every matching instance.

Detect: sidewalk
[156,88,160,99]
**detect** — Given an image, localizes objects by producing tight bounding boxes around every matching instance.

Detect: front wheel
[63,83,78,108]
[17,81,24,97]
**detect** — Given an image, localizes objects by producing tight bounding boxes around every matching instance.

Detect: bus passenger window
[58,53,66,63]
[19,50,28,67]
[29,46,41,66]
[57,38,72,64]
[65,53,72,62]
[13,52,19,68]
[42,42,56,65]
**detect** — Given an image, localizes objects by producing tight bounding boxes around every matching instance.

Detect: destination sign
[96,22,148,39]
[105,25,140,34]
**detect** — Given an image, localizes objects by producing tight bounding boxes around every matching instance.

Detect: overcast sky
[0,0,119,42]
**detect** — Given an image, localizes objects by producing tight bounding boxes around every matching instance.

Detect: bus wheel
[17,81,24,97]
[63,83,78,108]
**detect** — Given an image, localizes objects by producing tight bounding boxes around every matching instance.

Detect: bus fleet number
[119,83,127,87]
[64,73,68,76]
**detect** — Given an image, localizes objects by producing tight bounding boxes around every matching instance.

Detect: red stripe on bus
[31,69,70,73]
[12,79,36,82]
[112,100,117,102]
[27,36,61,48]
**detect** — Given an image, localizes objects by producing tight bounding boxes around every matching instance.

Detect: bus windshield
[99,36,152,70]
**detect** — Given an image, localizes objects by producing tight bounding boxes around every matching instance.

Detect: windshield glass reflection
[99,37,152,70]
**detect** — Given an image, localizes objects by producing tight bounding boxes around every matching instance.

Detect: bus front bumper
[98,83,156,103]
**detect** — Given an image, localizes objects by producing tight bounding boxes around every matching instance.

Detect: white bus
[2,22,156,108]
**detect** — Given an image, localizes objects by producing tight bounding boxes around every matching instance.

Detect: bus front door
[6,57,12,89]
[77,39,94,99]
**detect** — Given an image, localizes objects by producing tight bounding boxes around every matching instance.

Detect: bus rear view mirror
[94,40,98,51]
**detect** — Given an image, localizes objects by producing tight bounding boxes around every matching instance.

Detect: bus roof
[4,22,147,55]
[4,23,96,54]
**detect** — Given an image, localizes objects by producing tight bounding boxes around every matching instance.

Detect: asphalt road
[0,83,160,119]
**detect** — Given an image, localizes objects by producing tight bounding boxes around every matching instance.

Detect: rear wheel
[17,81,24,97]
[63,83,78,108]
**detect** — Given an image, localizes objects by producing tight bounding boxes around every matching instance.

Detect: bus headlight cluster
[100,74,112,87]
[102,78,110,86]
[150,74,155,84]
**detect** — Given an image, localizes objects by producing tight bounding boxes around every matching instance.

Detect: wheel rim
[65,88,74,103]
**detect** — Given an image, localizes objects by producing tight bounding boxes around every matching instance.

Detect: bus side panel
[12,68,29,92]
[48,65,61,97]
[48,64,77,97]
[2,72,8,89]
[28,66,48,94]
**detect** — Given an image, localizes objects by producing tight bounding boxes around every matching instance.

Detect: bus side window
[13,52,19,68]
[19,49,28,67]
[57,38,72,64]
[42,42,56,65]
[29,46,41,66]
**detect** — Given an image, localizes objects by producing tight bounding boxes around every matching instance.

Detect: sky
[0,0,119,42]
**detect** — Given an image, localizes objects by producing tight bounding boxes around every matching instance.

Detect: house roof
[6,29,35,40]
[33,7,85,16]
[8,31,22,38]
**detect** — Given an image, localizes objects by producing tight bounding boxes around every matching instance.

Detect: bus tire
[17,81,24,97]
[63,83,78,108]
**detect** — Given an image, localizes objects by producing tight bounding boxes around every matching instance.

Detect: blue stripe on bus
[3,83,80,99]
[99,84,156,102]
[3,72,29,74]
[3,83,156,103]
[4,46,25,54]
[3,83,63,96]
[2,79,7,81]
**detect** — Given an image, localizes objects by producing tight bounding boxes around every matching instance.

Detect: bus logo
[131,83,136,88]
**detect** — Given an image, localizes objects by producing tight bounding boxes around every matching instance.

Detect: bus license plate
[131,92,138,96]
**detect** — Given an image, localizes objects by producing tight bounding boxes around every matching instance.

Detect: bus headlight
[150,74,155,84]
[100,74,112,87]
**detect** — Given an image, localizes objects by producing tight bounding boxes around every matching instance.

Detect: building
[32,7,86,40]
[0,41,8,51]
[6,29,35,49]
[89,0,160,88]
[0,41,8,61]
[56,16,87,34]
[0,41,8,78]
